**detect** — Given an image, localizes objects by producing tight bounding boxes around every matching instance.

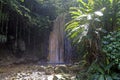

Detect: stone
[71,76,76,80]
[37,66,45,71]
[48,75,58,80]
[55,65,69,74]
[0,64,78,80]
[68,65,81,73]
[45,66,54,75]
[56,74,66,80]
[53,75,58,80]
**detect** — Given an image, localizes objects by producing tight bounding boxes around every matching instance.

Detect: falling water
[64,36,72,63]
[48,14,65,63]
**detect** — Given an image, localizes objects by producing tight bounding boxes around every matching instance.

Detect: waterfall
[48,14,65,63]
[64,36,72,63]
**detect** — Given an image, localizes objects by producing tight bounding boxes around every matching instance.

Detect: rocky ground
[0,64,79,80]
[0,50,80,80]
[0,56,80,80]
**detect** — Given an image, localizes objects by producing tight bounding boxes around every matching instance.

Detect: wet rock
[0,64,78,80]
[53,75,58,80]
[7,71,48,80]
[37,59,48,65]
[48,75,58,80]
[55,65,69,74]
[37,66,45,71]
[68,64,81,73]
[45,66,54,75]
[56,74,66,80]
[13,58,25,64]
[71,76,76,80]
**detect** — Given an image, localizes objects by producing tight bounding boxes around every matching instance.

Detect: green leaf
[105,75,113,80]
[112,73,120,80]
[105,61,114,71]
[66,21,79,30]
[20,0,24,2]
[109,0,113,4]
[89,73,99,80]
[98,75,105,80]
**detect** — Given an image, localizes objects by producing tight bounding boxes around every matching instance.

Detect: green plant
[66,0,120,79]
[66,0,104,64]
[81,31,120,80]
[87,60,120,80]
[102,31,120,70]
[77,59,120,80]
[77,31,120,80]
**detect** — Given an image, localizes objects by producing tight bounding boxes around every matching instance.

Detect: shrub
[102,31,120,69]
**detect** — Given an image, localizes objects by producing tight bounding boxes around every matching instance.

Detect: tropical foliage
[66,0,104,63]
[66,0,120,79]
[102,31,120,70]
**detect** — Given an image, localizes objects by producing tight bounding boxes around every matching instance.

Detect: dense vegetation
[0,0,120,79]
[66,0,120,79]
